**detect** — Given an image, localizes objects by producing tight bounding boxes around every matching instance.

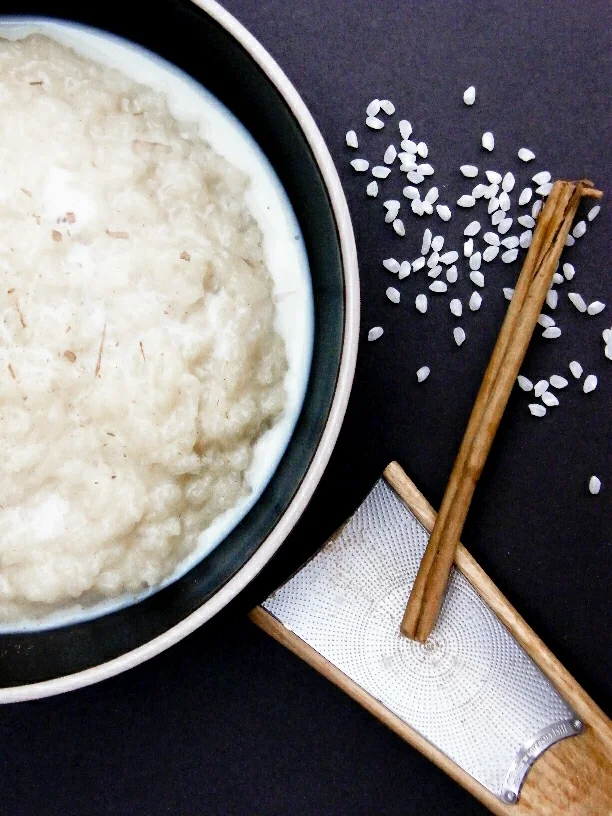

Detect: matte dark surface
[1,1,611,815]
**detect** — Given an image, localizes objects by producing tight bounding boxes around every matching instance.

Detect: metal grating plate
[263,478,581,803]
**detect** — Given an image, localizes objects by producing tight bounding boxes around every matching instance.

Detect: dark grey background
[1,1,610,814]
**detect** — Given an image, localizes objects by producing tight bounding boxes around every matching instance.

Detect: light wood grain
[250,461,612,814]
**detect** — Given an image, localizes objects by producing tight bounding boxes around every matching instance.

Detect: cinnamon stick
[401,179,603,642]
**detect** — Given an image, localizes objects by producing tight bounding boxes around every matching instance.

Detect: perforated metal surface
[263,478,579,802]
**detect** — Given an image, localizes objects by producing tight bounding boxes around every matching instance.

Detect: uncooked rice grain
[546,290,558,309]
[469,252,482,270]
[366,99,381,117]
[491,210,505,226]
[436,205,452,221]
[446,265,458,283]
[430,280,447,293]
[568,292,587,313]
[453,327,466,346]
[450,298,462,316]
[550,375,568,389]
[520,230,533,248]
[536,182,553,196]
[482,132,495,151]
[484,231,500,245]
[503,288,514,301]
[417,143,429,159]
[367,181,379,197]
[583,374,597,393]
[542,327,561,339]
[532,200,543,218]
[529,404,546,417]
[399,261,411,280]
[464,221,481,236]
[412,256,426,271]
[425,187,439,204]
[383,258,400,273]
[483,245,499,262]
[563,263,575,280]
[587,301,605,316]
[589,476,602,495]
[569,360,583,378]
[464,238,474,257]
[351,159,369,172]
[518,148,535,161]
[538,314,555,328]
[458,195,476,207]
[534,379,549,397]
[384,145,397,164]
[431,235,445,252]
[368,326,384,341]
[488,197,500,215]
[472,184,488,198]
[408,171,425,184]
[403,186,420,199]
[502,248,519,263]
[463,86,476,105]
[470,271,485,287]
[428,266,442,278]
[517,375,533,391]
[532,171,551,185]
[461,165,479,177]
[379,99,395,115]
[518,188,533,206]
[366,116,384,130]
[499,192,511,211]
[346,130,358,148]
[415,294,428,313]
[386,287,400,303]
[572,220,587,239]
[565,235,575,247]
[393,218,405,236]
[399,120,413,139]
[588,205,601,221]
[417,366,430,382]
[542,391,559,407]
[469,291,482,311]
[498,217,513,234]
[485,170,502,184]
[372,165,391,179]
[501,236,519,249]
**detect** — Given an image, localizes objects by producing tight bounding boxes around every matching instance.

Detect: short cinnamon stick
[401,179,603,642]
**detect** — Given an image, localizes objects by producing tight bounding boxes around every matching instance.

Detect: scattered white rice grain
[385,208,400,223]
[366,99,381,117]
[546,289,558,309]
[372,165,391,179]
[446,265,458,283]
[450,298,462,316]
[542,327,561,339]
[469,291,482,311]
[461,164,479,178]
[399,120,413,139]
[534,379,549,397]
[453,326,466,346]
[563,263,575,280]
[532,171,551,185]
[439,250,459,265]
[422,201,434,215]
[484,183,500,200]
[379,99,395,115]
[366,181,379,197]
[488,197,500,214]
[386,286,400,304]
[517,375,533,391]
[384,145,397,164]
[603,329,612,344]
[383,258,400,273]
[464,238,474,257]
[430,280,447,293]
[589,476,602,495]
[458,195,476,207]
[538,314,555,328]
[502,248,519,263]
[552,272,564,285]
[503,287,514,301]
[498,217,513,234]
[520,230,533,248]
[469,251,482,270]
[366,116,385,130]
[483,245,499,262]
[417,142,429,158]
[485,170,502,184]
[399,153,417,168]
[482,130,495,151]
[491,210,505,226]
[472,184,488,198]
[532,200,543,218]
[408,170,425,184]
[411,198,425,215]
[569,360,583,378]
[436,204,452,221]
[346,130,358,149]
[403,186,420,200]
[412,256,426,271]
[415,294,428,313]
[401,138,417,153]
[464,221,481,236]
[549,375,568,389]
[470,271,485,287]
[368,326,383,341]
[587,301,605,315]
[431,235,445,252]
[502,172,515,192]
[588,205,601,222]
[518,214,535,228]
[565,234,575,247]
[384,199,400,211]
[529,404,546,417]
[416,365,430,382]
[421,229,433,254]
[428,265,442,278]
[536,182,553,196]
[518,148,535,162]
[501,236,519,249]
[399,261,411,279]
[568,292,587,313]
[463,86,476,105]
[427,251,440,268]
[351,159,369,172]
[583,374,597,393]
[518,188,533,206]
[425,187,439,204]
[483,231,500,245]
[418,163,434,176]
[393,218,405,236]
[542,391,559,407]
[499,192,511,211]
[572,220,586,239]
[606,344,612,360]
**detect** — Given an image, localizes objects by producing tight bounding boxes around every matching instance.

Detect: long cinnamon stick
[401,179,603,642]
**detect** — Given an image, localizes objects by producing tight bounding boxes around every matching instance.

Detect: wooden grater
[250,462,612,815]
